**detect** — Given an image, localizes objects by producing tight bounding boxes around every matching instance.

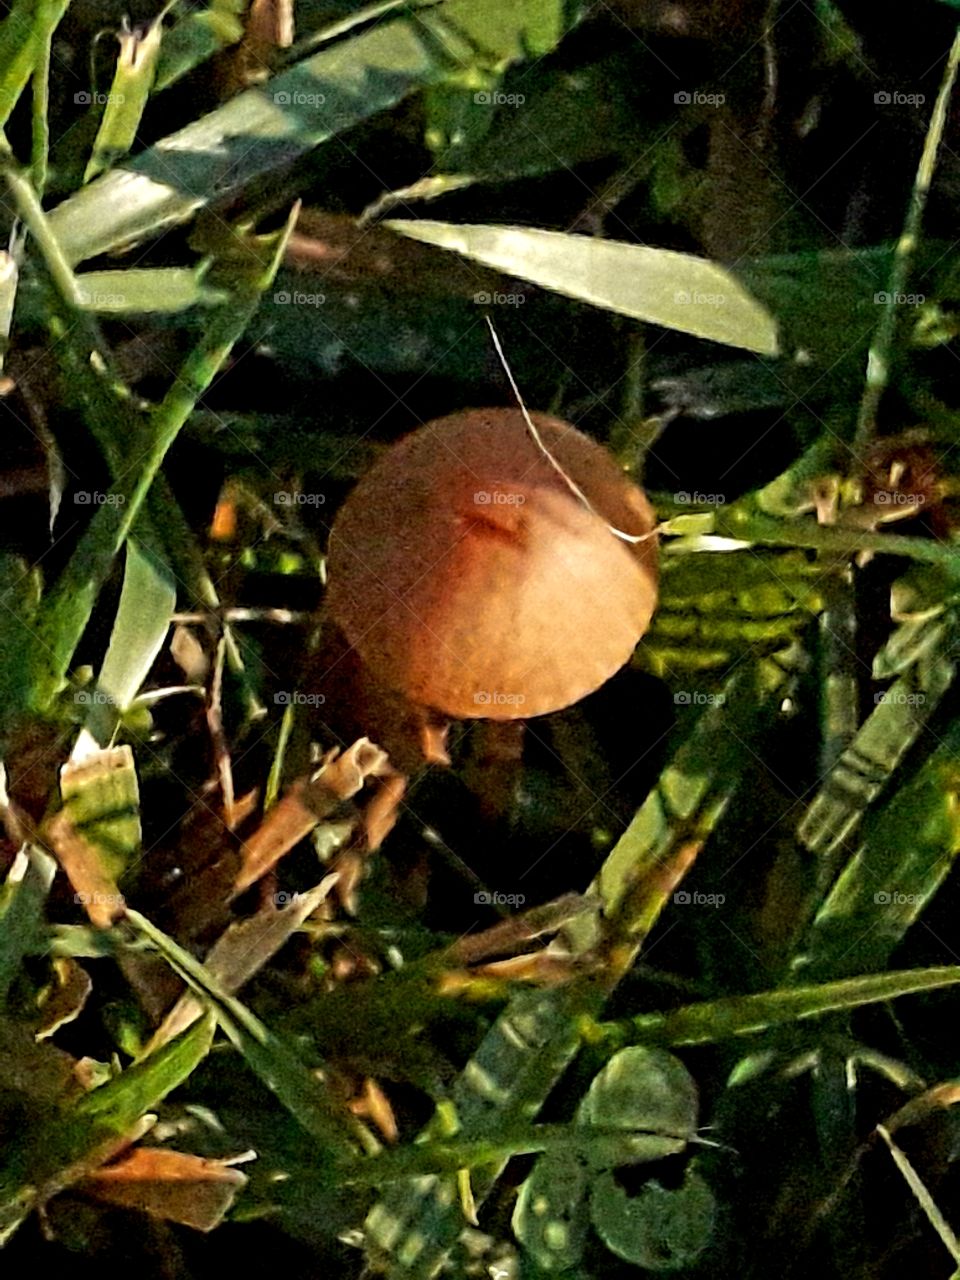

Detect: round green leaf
[589,1165,717,1270]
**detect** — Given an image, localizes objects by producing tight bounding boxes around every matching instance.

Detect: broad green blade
[793,720,960,981]
[75,266,228,313]
[797,618,956,864]
[85,540,176,746]
[385,220,780,354]
[637,547,825,678]
[48,0,573,266]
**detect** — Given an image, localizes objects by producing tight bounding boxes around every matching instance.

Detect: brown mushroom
[326,407,658,721]
[315,408,658,861]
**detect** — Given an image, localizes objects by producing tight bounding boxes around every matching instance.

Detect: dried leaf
[234,738,390,893]
[81,1146,248,1231]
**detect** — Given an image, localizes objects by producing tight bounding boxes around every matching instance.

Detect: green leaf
[384,220,780,354]
[794,720,960,980]
[154,0,246,92]
[74,266,228,313]
[607,965,960,1047]
[125,910,370,1158]
[84,540,176,746]
[577,1047,698,1166]
[48,0,571,267]
[0,0,68,130]
[589,1165,716,1270]
[797,621,956,862]
[432,0,566,59]
[84,19,163,182]
[57,745,142,891]
[512,1150,590,1272]
[0,847,55,1006]
[421,0,569,165]
[511,1048,697,1272]
[0,1013,214,1241]
[638,548,825,677]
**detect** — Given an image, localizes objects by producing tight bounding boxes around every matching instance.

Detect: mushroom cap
[325,408,659,720]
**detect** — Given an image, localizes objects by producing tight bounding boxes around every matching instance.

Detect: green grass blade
[797,617,956,867]
[792,718,960,981]
[84,20,163,182]
[0,1013,214,1241]
[75,266,228,313]
[82,539,176,745]
[0,0,68,131]
[0,847,55,1006]
[598,965,960,1048]
[853,26,960,450]
[125,909,371,1158]
[49,0,570,266]
[25,214,293,712]
[386,219,780,354]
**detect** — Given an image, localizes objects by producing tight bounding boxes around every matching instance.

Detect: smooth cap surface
[326,409,659,719]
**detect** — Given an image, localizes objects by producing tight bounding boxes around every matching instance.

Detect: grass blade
[386,219,780,354]
[49,0,571,266]
[125,909,372,1158]
[84,20,163,182]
